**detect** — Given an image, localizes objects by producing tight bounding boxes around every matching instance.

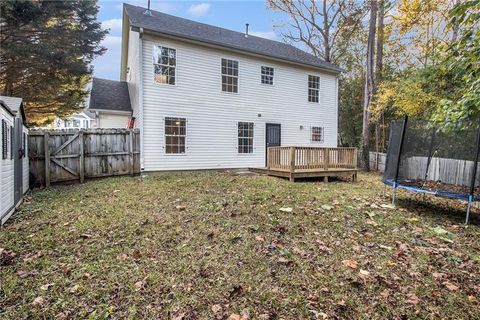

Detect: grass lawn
[1,171,479,319]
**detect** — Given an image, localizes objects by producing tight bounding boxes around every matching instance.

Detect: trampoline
[383,116,480,223]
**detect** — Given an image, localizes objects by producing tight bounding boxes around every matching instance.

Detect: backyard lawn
[1,171,479,319]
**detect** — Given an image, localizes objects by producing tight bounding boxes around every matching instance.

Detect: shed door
[265,123,281,166]
[13,118,23,205]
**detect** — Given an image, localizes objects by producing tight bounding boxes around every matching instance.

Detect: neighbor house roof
[0,100,15,117]
[123,3,343,73]
[0,95,26,121]
[88,78,132,113]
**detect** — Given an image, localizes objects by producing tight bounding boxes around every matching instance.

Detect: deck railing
[267,146,358,172]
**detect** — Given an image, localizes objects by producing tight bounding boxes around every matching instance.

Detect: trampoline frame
[384,116,480,224]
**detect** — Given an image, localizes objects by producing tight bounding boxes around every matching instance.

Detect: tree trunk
[322,0,331,62]
[361,0,378,171]
[374,0,385,163]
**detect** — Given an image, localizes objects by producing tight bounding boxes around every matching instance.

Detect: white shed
[1,96,29,225]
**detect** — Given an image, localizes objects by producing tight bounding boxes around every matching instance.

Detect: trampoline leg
[392,184,397,205]
[465,196,473,225]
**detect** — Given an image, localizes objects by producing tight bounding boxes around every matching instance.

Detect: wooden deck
[250,146,358,182]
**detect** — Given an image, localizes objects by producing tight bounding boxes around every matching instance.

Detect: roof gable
[123,3,342,73]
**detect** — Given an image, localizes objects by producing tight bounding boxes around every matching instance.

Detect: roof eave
[135,25,343,74]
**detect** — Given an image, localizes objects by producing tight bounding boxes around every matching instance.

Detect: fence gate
[29,129,140,186]
[46,131,82,184]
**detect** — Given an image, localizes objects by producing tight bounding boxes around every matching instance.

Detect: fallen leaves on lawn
[135,280,145,291]
[211,304,222,313]
[116,253,128,261]
[443,282,459,291]
[406,293,420,305]
[321,205,333,211]
[32,296,47,306]
[23,251,42,263]
[40,283,55,291]
[341,259,358,269]
[0,248,17,266]
[228,314,248,320]
[17,270,38,278]
[68,285,81,294]
[358,269,370,281]
[175,205,186,211]
[279,207,292,213]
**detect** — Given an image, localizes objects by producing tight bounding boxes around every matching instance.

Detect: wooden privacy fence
[267,146,358,172]
[29,129,140,186]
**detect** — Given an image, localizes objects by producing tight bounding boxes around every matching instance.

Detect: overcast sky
[92,0,284,80]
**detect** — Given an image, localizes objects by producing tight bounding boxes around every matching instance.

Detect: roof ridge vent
[245,23,249,37]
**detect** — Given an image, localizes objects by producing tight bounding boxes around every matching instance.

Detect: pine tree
[0,0,107,125]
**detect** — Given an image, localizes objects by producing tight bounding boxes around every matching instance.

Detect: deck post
[289,146,296,182]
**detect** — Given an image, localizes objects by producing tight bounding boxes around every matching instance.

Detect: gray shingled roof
[124,4,342,73]
[0,96,22,113]
[88,78,132,113]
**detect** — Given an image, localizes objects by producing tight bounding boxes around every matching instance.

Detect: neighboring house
[90,3,342,171]
[53,111,97,129]
[88,78,132,128]
[0,96,29,225]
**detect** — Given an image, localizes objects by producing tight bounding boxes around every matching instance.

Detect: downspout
[139,27,145,170]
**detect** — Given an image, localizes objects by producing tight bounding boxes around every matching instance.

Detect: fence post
[44,131,50,187]
[129,129,134,175]
[79,130,85,183]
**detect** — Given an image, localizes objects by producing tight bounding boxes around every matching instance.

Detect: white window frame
[237,121,254,154]
[164,116,187,155]
[261,66,274,85]
[221,58,239,94]
[311,126,324,143]
[308,75,320,103]
[153,44,177,86]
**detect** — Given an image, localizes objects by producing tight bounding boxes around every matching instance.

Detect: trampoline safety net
[383,117,480,203]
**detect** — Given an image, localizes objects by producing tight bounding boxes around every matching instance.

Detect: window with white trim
[153,45,176,85]
[222,58,238,93]
[165,117,186,154]
[261,66,274,85]
[308,75,320,103]
[238,122,254,154]
[311,126,324,142]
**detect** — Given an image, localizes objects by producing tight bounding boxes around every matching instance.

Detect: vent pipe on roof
[144,0,152,16]
[245,23,249,37]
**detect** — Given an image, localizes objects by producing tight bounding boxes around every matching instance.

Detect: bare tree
[360,0,377,171]
[374,0,385,162]
[268,0,364,64]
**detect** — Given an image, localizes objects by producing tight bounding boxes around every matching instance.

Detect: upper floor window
[165,117,186,154]
[308,75,320,103]
[311,126,324,142]
[222,58,238,93]
[261,66,274,85]
[154,46,176,85]
[238,122,254,153]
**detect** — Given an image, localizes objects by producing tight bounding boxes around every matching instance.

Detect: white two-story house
[89,3,342,171]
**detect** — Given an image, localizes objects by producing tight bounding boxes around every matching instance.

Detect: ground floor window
[311,126,324,142]
[238,122,254,153]
[165,117,186,154]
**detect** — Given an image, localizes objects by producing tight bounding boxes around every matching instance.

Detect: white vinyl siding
[140,34,338,171]
[1,107,14,221]
[98,113,130,128]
